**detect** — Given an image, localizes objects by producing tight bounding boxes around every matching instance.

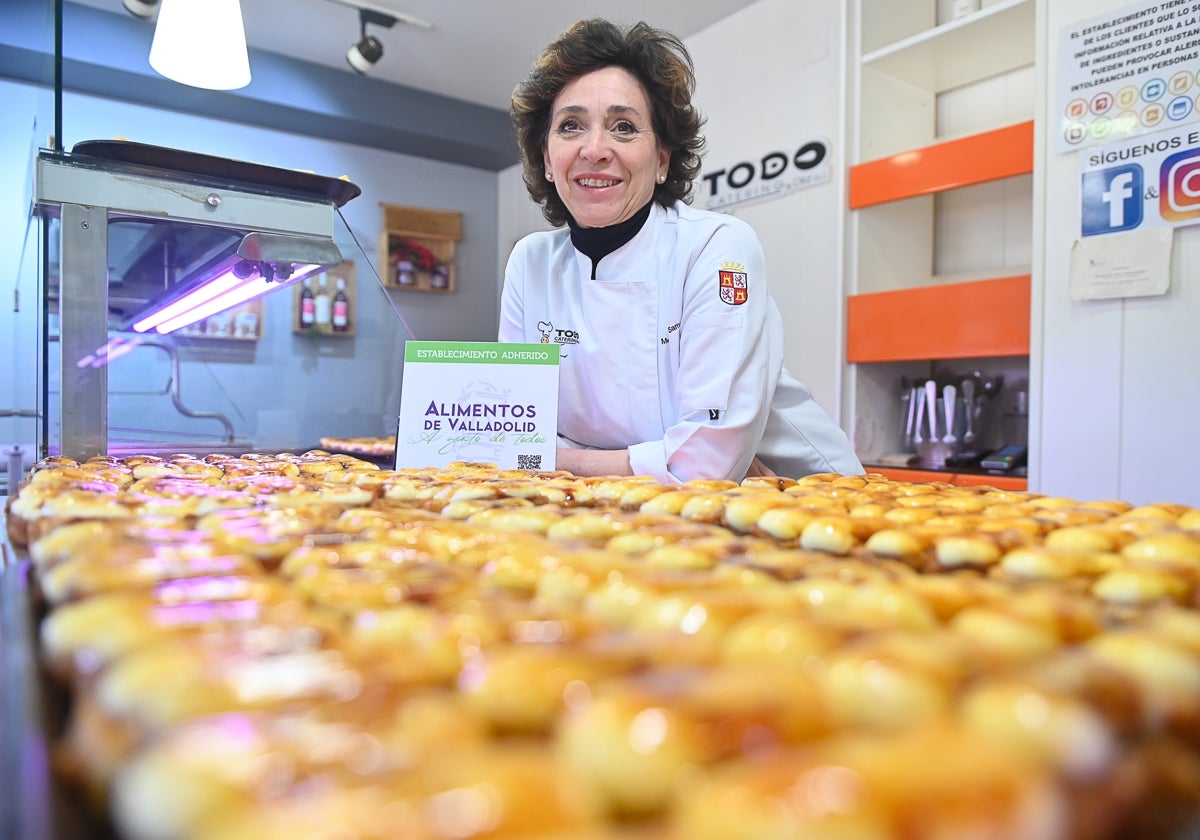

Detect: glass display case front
[31,140,412,464]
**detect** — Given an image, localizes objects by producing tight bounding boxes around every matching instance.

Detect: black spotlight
[122,0,159,19]
[346,9,397,75]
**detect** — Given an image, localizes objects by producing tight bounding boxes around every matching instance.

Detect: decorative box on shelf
[379,203,462,294]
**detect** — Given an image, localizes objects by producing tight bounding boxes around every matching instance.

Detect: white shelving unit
[844,0,1040,485]
[862,0,1035,92]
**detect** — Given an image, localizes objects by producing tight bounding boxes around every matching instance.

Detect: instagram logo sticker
[1160,148,1200,223]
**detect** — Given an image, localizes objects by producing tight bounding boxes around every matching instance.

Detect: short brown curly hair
[510,18,706,228]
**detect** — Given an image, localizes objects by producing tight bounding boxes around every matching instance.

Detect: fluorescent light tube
[131,262,244,333]
[151,264,322,334]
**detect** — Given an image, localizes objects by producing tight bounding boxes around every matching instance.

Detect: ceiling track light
[121,0,160,19]
[346,9,396,75]
[328,0,432,76]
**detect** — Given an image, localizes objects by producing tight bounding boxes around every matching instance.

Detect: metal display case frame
[32,144,356,462]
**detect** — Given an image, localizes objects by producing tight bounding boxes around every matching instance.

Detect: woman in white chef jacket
[500,18,862,484]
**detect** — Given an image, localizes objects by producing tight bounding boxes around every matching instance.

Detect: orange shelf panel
[849,121,1034,209]
[847,275,1030,362]
[866,467,1027,492]
[953,472,1028,491]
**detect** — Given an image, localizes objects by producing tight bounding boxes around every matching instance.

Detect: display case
[7,140,410,837]
[0,542,84,840]
[26,141,419,462]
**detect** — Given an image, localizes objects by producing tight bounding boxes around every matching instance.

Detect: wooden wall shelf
[379,203,462,294]
[849,121,1033,209]
[847,274,1030,362]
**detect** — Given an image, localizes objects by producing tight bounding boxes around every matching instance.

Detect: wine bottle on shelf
[314,274,332,328]
[299,277,316,329]
[332,278,350,332]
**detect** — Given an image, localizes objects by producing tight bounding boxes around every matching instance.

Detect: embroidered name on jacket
[718,261,749,306]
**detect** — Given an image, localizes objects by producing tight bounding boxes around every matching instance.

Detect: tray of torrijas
[5,449,1200,840]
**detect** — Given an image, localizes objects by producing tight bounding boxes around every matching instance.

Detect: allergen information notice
[1057,0,1200,152]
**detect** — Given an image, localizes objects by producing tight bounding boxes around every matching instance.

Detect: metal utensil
[942,384,957,444]
[924,380,938,443]
[904,386,918,449]
[961,378,976,443]
[914,386,926,445]
[982,374,1005,400]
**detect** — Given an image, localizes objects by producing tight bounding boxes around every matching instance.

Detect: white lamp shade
[149,0,251,90]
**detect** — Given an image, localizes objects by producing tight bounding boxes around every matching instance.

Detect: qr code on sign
[517,454,542,470]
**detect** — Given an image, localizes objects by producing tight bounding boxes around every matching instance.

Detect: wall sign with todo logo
[700,139,831,211]
[395,341,559,472]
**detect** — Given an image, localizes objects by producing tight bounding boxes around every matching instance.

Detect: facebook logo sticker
[1081,164,1143,236]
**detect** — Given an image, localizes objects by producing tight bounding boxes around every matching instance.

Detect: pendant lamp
[149,0,252,90]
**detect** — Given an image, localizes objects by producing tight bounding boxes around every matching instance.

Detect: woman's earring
[545,171,553,181]
[657,173,665,183]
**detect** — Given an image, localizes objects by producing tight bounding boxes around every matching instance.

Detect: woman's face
[543,66,669,229]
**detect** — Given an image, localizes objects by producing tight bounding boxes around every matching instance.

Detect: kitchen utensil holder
[913,396,986,468]
[915,439,958,469]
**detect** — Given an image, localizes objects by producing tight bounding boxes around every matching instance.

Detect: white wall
[496,0,848,422]
[1038,1,1200,505]
[689,0,845,418]
[497,165,552,299]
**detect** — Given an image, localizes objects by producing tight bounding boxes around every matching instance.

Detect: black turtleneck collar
[567,200,654,280]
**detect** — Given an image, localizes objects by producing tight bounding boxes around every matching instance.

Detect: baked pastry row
[10,453,1200,840]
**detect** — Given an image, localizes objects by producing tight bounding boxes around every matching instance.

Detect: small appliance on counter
[981,444,1028,473]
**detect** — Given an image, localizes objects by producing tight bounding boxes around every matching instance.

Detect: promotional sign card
[396,341,559,471]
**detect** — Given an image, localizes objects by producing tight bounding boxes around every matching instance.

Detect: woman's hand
[555,448,632,477]
[744,456,776,479]
[554,449,774,481]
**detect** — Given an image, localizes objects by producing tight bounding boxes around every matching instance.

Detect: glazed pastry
[10,450,1200,840]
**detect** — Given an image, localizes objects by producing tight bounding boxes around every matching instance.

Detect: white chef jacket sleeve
[627,219,777,482]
